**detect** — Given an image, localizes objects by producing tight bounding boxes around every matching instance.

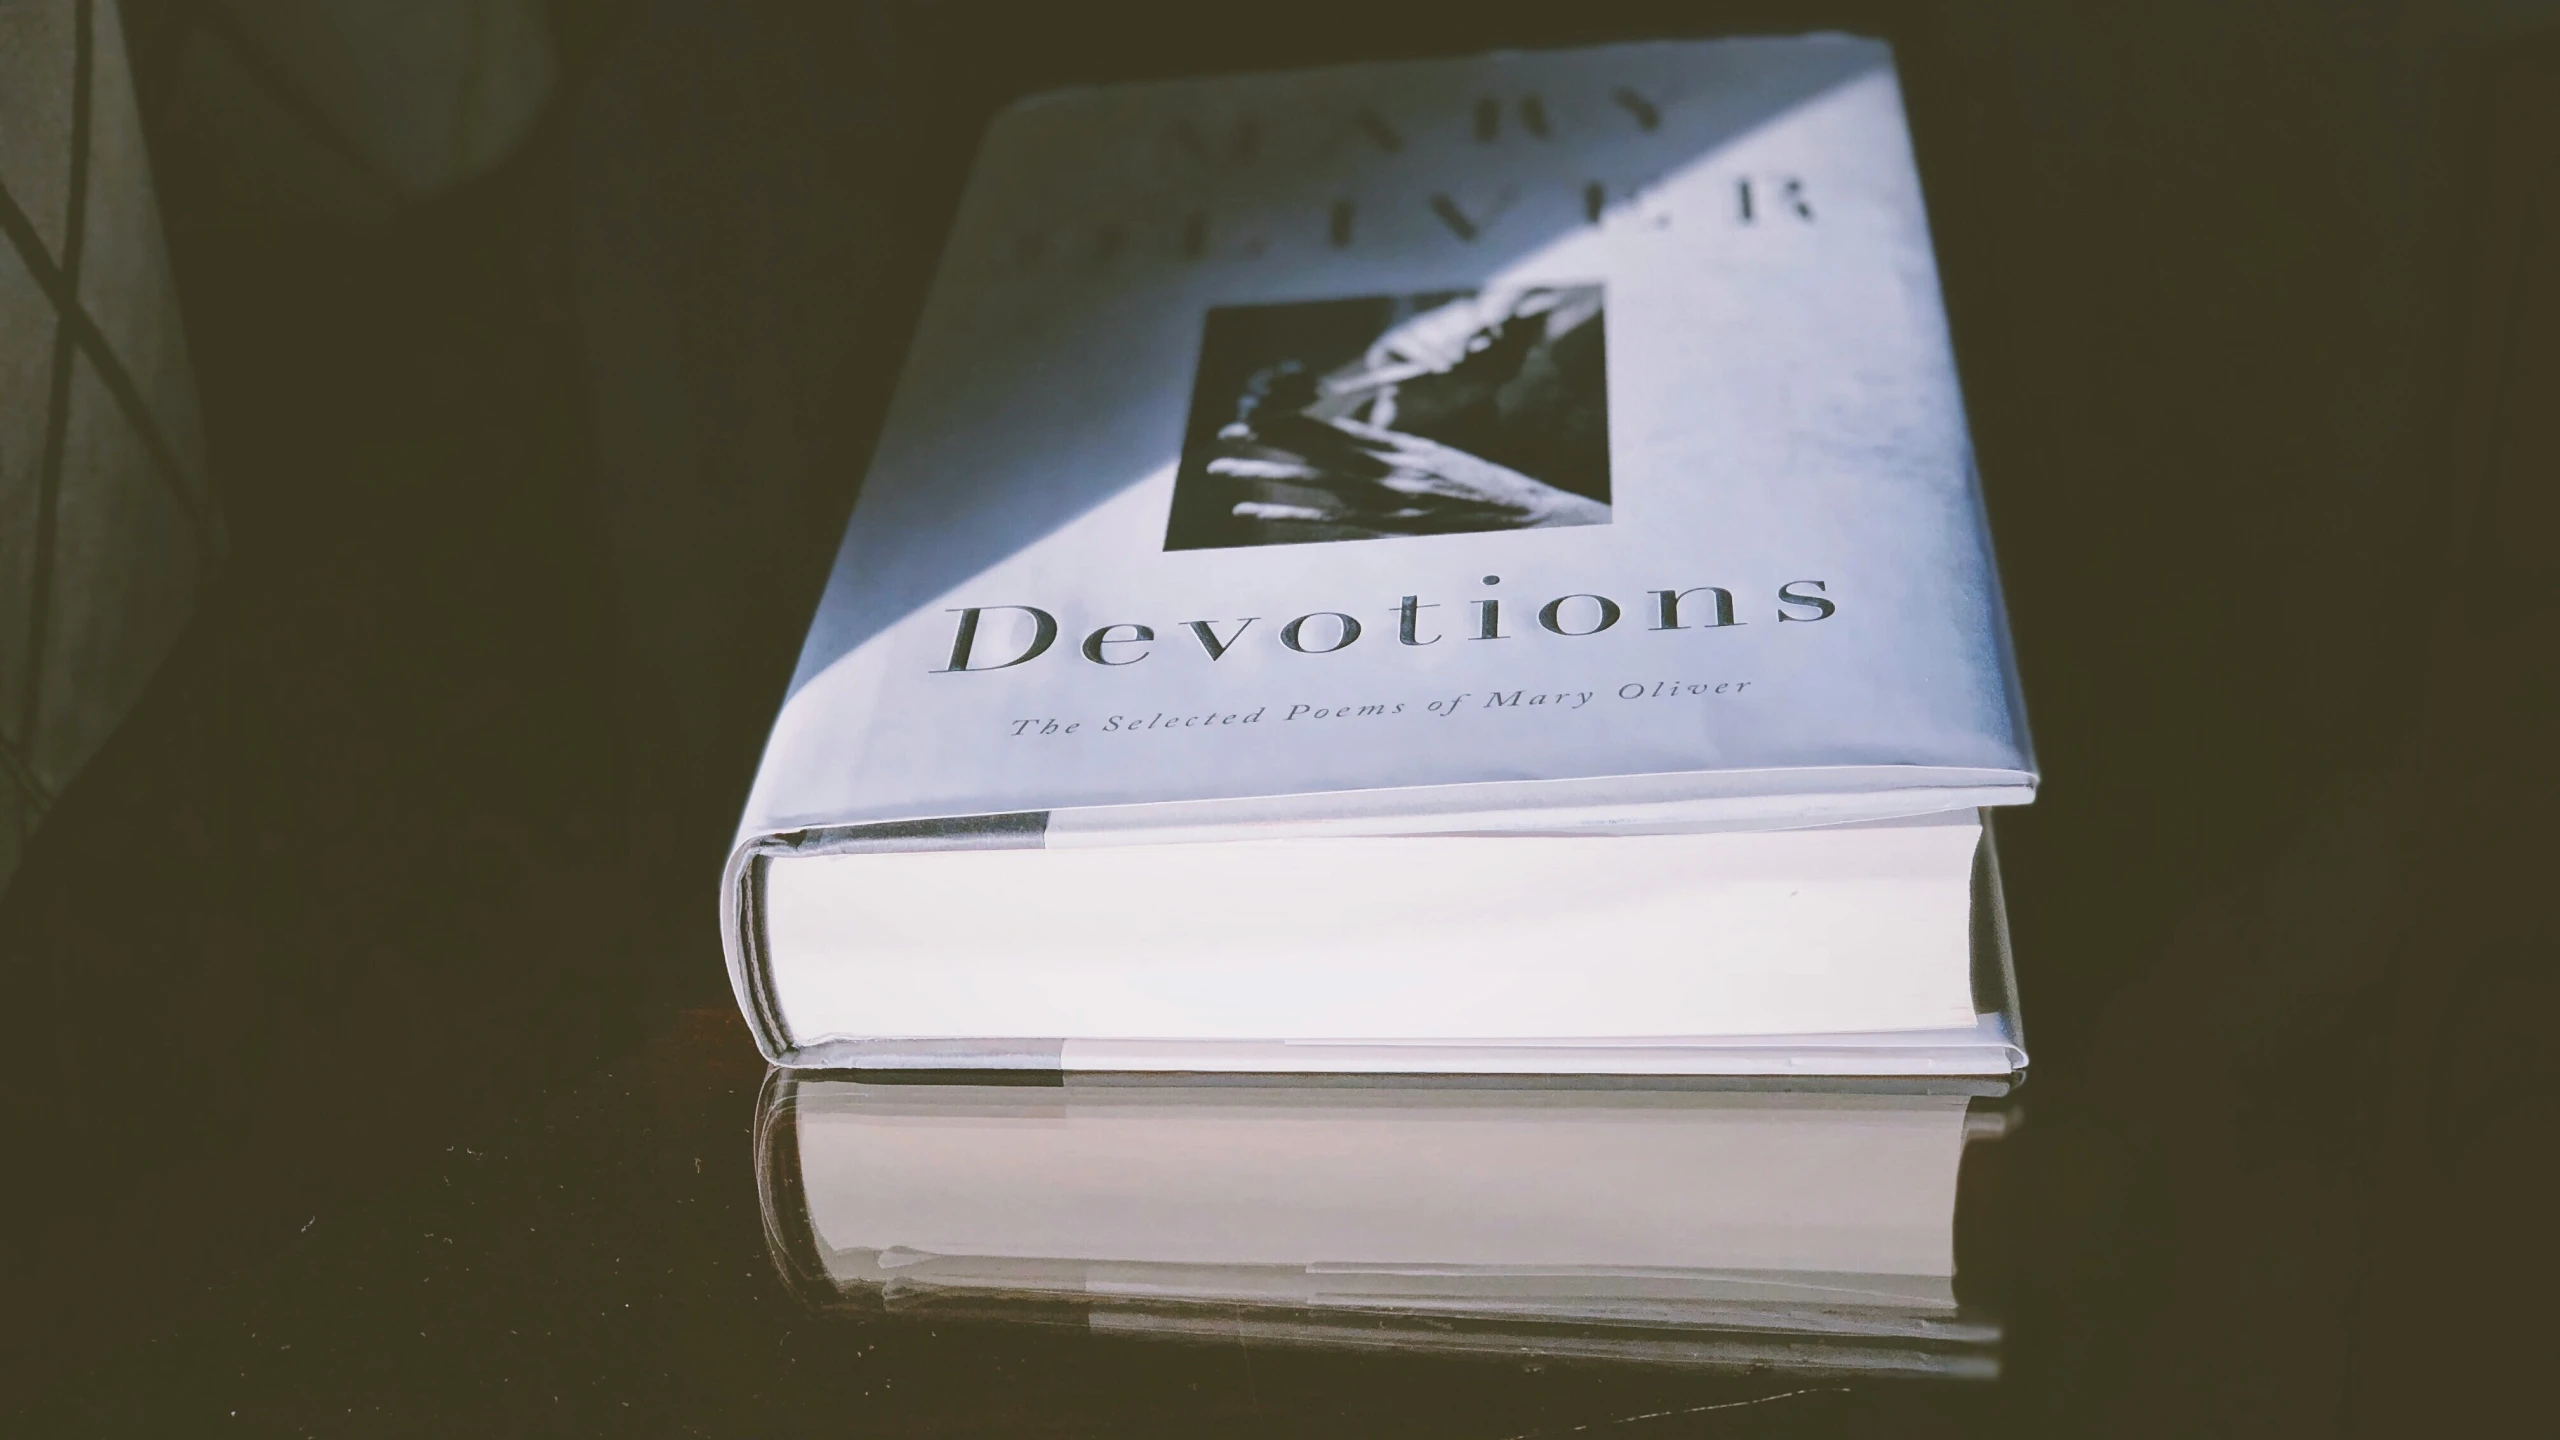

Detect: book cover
[738,35,2026,839]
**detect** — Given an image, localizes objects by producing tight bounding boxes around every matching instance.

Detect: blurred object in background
[131,0,556,225]
[0,0,614,1392]
[2,0,556,902]
[1,0,224,900]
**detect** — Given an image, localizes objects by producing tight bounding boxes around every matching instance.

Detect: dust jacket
[723,35,2034,1070]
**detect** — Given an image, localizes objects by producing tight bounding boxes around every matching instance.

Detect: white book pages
[1066,1011,2024,1076]
[761,810,1983,1046]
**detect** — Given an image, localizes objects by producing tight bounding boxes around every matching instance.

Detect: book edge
[725,808,2030,1076]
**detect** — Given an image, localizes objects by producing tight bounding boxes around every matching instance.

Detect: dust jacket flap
[738,35,2032,843]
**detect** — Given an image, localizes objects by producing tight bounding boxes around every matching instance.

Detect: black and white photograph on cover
[1165,284,1613,549]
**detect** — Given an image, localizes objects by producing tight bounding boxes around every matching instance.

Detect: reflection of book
[724,37,2035,1075]
[757,1072,2012,1378]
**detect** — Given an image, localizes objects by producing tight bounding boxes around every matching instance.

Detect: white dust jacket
[723,36,2034,1029]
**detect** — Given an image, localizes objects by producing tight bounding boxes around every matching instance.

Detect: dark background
[4,0,2555,1434]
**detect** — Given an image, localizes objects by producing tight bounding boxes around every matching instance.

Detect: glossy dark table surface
[4,2,2555,1435]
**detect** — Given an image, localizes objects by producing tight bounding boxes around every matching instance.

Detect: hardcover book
[724,35,2034,1074]
[756,1073,2012,1377]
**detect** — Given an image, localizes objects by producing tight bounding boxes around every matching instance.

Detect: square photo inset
[1165,284,1611,550]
